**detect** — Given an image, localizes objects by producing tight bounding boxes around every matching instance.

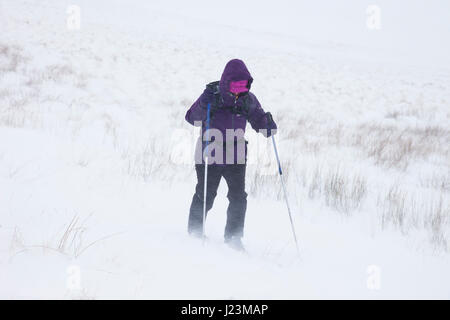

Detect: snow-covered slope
[0,0,449,299]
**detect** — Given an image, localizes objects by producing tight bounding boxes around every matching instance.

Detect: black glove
[264,112,277,137]
[265,112,275,127]
[200,81,222,113]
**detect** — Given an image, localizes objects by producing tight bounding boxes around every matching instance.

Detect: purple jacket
[185,59,277,165]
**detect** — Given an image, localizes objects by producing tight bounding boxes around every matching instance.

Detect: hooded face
[229,80,249,94]
[219,59,253,105]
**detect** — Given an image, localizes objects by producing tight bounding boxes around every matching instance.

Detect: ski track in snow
[0,0,449,299]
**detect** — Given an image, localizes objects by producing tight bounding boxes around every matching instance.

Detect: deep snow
[0,0,449,299]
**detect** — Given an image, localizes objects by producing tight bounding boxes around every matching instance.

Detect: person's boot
[188,229,204,241]
[224,236,245,252]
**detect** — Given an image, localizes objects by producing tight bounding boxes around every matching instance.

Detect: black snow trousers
[188,164,247,239]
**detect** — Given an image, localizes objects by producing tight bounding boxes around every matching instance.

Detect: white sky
[73,0,450,67]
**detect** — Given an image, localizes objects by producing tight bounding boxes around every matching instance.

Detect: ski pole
[271,134,300,256]
[202,102,211,243]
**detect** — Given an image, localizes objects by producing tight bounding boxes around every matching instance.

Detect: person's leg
[222,164,247,240]
[188,164,222,236]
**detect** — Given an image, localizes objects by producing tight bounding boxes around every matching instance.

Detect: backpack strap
[206,81,220,94]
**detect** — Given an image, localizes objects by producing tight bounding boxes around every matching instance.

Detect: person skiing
[185,59,277,251]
